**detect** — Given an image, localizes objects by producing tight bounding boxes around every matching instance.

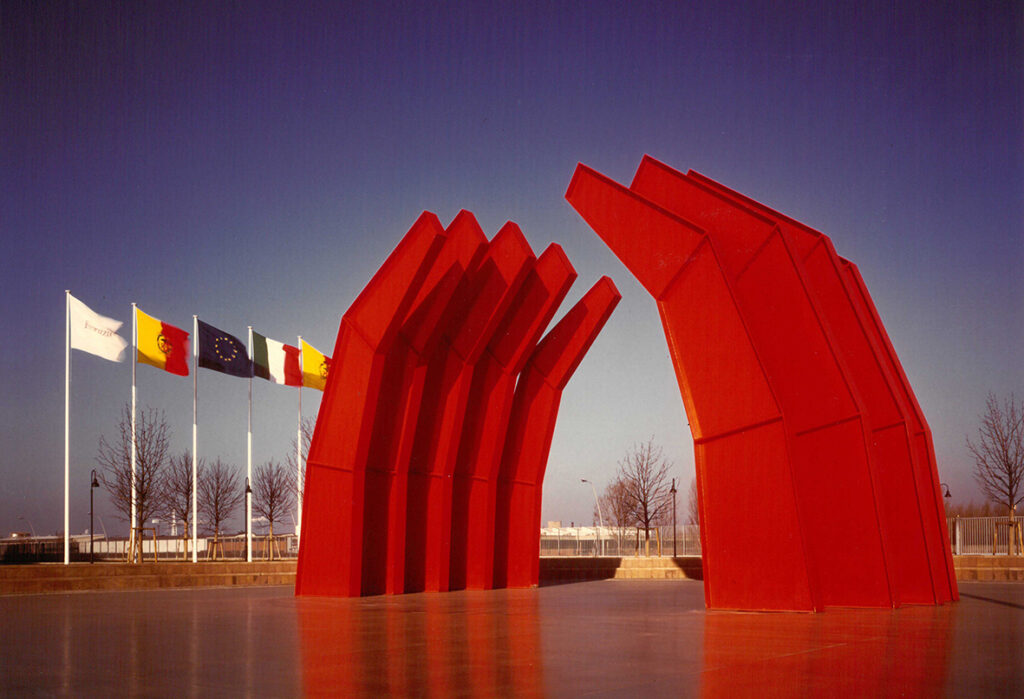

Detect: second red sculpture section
[296,211,620,596]
[565,157,956,611]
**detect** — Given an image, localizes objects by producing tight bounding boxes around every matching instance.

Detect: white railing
[947,516,1021,555]
[539,525,701,557]
[86,535,299,560]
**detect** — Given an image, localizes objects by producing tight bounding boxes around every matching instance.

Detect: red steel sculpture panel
[296,213,447,597]
[684,167,957,604]
[493,277,621,589]
[404,222,534,593]
[628,161,893,608]
[839,258,959,600]
[449,244,577,591]
[362,212,487,595]
[566,165,819,611]
[568,158,955,610]
[297,207,615,597]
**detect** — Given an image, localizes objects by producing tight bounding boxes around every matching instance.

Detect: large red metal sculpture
[296,205,616,598]
[296,213,447,597]
[683,167,957,604]
[492,277,621,589]
[449,244,577,591]
[404,222,534,593]
[566,158,956,611]
[363,212,487,595]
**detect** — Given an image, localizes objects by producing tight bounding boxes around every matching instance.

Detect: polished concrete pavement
[1,580,1021,697]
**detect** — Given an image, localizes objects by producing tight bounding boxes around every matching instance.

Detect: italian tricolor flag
[252,332,302,386]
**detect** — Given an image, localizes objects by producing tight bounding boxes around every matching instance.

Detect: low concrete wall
[4,554,1019,595]
[0,561,296,595]
[539,556,703,584]
[953,555,1024,582]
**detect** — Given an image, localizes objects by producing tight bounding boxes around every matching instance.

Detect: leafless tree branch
[617,437,674,549]
[164,451,204,552]
[253,459,292,541]
[96,403,169,531]
[966,393,1024,517]
[198,458,244,540]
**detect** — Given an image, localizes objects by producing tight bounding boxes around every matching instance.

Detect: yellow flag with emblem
[300,339,330,391]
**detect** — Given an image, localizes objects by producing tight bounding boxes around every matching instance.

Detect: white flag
[69,294,128,362]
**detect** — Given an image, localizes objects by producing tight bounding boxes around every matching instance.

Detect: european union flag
[197,320,252,377]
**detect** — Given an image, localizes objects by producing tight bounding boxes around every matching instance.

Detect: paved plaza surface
[1,579,1021,697]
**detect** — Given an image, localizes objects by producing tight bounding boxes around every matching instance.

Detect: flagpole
[192,315,198,563]
[130,302,138,563]
[247,326,253,563]
[296,335,303,545]
[64,291,71,565]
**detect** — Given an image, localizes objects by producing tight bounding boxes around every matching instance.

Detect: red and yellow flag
[300,339,330,391]
[136,307,190,376]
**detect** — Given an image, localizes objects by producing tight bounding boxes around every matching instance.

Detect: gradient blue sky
[2,1,1021,537]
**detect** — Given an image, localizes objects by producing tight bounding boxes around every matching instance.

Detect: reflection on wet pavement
[1,580,1021,696]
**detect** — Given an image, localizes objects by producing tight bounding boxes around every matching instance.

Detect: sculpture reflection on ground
[298,590,544,696]
[700,604,953,697]
[0,582,1021,696]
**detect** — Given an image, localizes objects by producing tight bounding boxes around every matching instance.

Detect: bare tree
[687,478,700,525]
[199,458,244,548]
[966,393,1024,517]
[596,477,635,553]
[96,404,170,535]
[164,451,205,558]
[252,460,292,559]
[618,438,674,555]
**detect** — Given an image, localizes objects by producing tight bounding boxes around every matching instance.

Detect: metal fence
[541,518,1024,558]
[10,518,1022,564]
[947,516,1022,555]
[87,534,299,561]
[540,525,702,557]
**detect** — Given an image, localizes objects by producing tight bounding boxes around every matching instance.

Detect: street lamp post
[581,479,604,556]
[940,483,955,553]
[245,478,253,562]
[90,470,99,564]
[670,478,678,558]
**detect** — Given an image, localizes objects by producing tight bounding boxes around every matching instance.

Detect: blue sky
[2,1,1021,536]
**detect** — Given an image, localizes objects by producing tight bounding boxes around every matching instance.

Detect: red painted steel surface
[568,157,955,610]
[361,212,488,595]
[449,244,577,591]
[566,165,819,611]
[404,221,534,593]
[840,259,959,600]
[629,160,896,609]
[296,213,447,597]
[494,277,621,589]
[684,166,957,604]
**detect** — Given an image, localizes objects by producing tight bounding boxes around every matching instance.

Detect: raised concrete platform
[0,561,296,595]
[540,555,702,583]
[0,580,1021,696]
[4,554,1019,596]
[954,555,1024,581]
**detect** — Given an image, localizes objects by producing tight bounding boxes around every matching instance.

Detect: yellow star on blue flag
[197,320,252,377]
